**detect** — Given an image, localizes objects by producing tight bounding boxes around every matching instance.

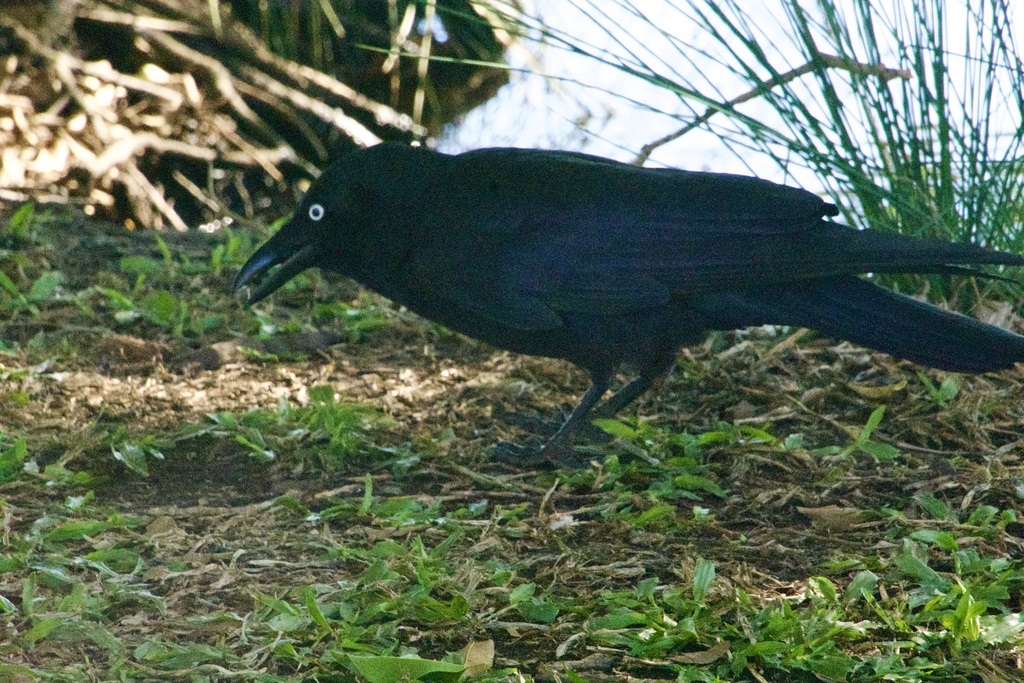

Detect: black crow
[235,143,1024,465]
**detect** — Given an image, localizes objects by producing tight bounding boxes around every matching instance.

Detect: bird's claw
[489,439,594,468]
[499,411,561,436]
[490,441,551,467]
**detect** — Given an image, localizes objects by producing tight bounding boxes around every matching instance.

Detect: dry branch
[635,53,912,166]
[0,0,441,229]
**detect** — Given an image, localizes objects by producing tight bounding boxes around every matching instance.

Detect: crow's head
[234,144,432,304]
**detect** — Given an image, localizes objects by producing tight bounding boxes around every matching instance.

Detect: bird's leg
[570,371,661,443]
[491,372,612,467]
[592,351,675,419]
[591,374,657,419]
[566,374,658,443]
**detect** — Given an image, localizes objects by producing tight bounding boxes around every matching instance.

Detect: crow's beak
[234,221,319,304]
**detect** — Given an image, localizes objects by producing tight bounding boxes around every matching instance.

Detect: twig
[79,6,200,35]
[635,53,912,165]
[228,19,425,136]
[231,75,334,162]
[171,169,220,213]
[80,59,184,109]
[212,117,288,183]
[141,29,284,150]
[239,65,381,150]
[0,188,82,204]
[90,132,206,177]
[124,164,188,231]
[0,93,36,112]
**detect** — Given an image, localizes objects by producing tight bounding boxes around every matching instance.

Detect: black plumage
[235,143,1024,465]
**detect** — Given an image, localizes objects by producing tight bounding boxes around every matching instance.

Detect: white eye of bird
[309,204,325,221]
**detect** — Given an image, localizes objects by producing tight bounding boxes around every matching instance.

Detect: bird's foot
[490,439,594,468]
[499,410,612,443]
[579,420,614,442]
[490,441,552,467]
[499,411,560,436]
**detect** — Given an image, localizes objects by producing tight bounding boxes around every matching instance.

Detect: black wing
[408,149,836,329]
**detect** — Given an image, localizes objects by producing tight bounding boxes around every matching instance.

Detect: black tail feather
[721,276,1024,373]
[821,224,1024,276]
